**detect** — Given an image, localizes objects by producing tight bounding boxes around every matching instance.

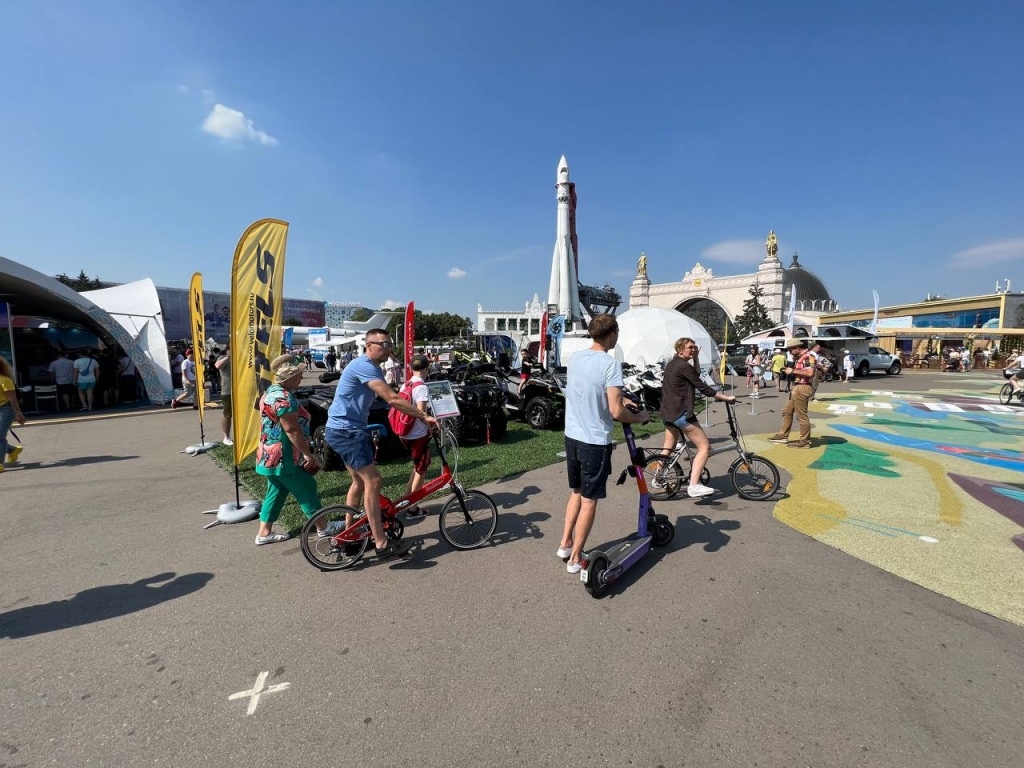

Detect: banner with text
[189,272,207,419]
[230,219,289,465]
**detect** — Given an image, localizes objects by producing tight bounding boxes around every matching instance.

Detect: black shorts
[565,437,614,501]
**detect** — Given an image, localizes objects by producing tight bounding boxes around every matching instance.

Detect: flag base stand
[203,500,261,529]
[184,441,221,456]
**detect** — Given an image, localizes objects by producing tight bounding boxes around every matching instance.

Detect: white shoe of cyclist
[687,483,716,498]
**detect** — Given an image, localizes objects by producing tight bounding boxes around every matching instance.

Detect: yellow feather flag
[230,219,289,465]
[719,319,729,381]
[188,272,207,419]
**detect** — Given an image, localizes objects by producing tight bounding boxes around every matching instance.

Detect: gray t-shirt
[564,349,623,446]
[216,354,231,395]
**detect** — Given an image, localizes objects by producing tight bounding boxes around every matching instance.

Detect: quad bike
[441,362,509,442]
[477,364,566,430]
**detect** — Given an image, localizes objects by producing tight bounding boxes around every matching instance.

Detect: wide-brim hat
[786,340,806,350]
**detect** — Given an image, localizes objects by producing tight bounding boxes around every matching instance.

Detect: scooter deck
[582,534,652,585]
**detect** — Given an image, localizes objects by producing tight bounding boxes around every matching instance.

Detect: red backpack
[387,381,418,437]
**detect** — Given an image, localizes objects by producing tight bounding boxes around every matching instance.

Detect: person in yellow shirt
[0,356,26,471]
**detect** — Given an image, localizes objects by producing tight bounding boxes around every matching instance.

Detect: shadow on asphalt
[0,572,214,639]
[581,514,741,599]
[371,485,549,571]
[672,514,741,552]
[12,454,140,470]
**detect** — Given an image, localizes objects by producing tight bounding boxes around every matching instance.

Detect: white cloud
[380,299,404,310]
[311,276,323,287]
[201,103,278,146]
[948,238,1024,268]
[448,267,466,279]
[700,239,764,264]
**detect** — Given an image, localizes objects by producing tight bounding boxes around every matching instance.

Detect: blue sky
[2,1,1022,320]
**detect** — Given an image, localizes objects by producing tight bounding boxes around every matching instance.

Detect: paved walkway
[1,370,1021,767]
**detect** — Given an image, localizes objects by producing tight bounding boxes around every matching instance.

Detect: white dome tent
[612,308,721,368]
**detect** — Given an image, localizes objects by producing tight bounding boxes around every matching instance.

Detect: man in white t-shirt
[398,355,433,517]
[48,351,76,409]
[171,349,197,409]
[558,314,650,574]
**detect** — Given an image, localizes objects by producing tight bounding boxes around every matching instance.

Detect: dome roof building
[783,253,838,313]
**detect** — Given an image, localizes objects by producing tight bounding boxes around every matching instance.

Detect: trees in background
[732,281,774,340]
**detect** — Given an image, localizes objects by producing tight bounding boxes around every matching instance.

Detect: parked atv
[441,362,509,442]
[482,365,565,430]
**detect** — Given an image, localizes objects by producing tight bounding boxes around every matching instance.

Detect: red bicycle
[299,423,498,570]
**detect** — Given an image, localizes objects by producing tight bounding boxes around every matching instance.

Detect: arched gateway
[628,233,838,341]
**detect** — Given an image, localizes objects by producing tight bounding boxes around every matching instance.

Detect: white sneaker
[687,483,716,498]
[222,437,234,446]
[566,561,582,574]
[556,545,572,560]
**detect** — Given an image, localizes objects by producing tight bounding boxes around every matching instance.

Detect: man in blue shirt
[558,314,650,574]
[326,329,438,558]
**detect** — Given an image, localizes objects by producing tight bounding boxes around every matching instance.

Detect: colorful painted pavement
[756,376,1024,626]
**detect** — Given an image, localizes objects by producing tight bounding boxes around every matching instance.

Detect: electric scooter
[579,401,675,598]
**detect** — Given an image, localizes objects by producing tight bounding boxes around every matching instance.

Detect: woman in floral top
[253,354,341,546]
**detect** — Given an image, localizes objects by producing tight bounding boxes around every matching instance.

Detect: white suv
[851,346,901,377]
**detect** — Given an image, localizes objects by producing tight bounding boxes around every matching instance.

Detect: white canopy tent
[611,308,721,368]
[82,279,173,402]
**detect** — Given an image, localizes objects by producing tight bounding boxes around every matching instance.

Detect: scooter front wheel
[652,514,675,548]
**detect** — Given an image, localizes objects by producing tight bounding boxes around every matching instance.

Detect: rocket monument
[547,155,583,331]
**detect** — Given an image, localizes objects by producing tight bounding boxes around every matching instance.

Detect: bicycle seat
[365,424,388,440]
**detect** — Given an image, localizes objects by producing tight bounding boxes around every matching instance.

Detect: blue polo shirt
[326,355,385,429]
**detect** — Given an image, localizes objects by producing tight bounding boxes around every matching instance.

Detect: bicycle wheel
[439,490,498,550]
[640,455,683,500]
[730,454,781,501]
[300,504,369,571]
[999,383,1014,405]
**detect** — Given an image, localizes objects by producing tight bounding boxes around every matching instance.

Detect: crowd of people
[43,348,140,413]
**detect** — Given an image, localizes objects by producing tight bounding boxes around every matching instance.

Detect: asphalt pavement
[1,371,1021,768]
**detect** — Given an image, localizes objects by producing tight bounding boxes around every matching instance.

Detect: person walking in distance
[73,350,99,411]
[0,356,26,471]
[215,343,233,444]
[749,348,763,399]
[557,315,651,574]
[770,349,786,392]
[842,349,855,383]
[767,340,819,448]
[48,351,76,410]
[170,349,197,410]
[324,328,438,559]
[657,338,738,498]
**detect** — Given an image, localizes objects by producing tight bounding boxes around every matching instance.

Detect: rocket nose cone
[557,155,569,178]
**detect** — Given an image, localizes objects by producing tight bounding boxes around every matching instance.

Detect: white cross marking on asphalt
[863,402,893,409]
[228,671,291,715]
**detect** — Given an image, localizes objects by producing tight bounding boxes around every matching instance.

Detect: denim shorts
[565,437,614,500]
[325,427,374,471]
[671,412,698,429]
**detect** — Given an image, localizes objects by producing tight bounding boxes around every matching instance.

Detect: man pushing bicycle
[325,329,438,559]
